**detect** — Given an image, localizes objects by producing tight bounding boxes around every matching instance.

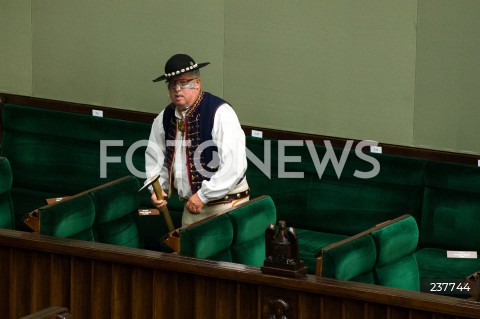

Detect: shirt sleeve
[196,103,247,203]
[145,110,170,193]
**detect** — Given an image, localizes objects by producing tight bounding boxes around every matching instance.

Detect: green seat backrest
[89,176,143,248]
[370,215,420,291]
[228,195,277,267]
[0,157,15,229]
[180,213,234,262]
[245,137,425,236]
[1,103,149,198]
[320,233,377,284]
[421,161,480,251]
[39,193,96,241]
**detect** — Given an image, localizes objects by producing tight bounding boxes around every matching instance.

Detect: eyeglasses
[167,78,198,90]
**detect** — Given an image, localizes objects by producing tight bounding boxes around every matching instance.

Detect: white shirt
[145,102,247,203]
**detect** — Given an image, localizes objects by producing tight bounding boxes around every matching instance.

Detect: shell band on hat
[165,63,198,78]
[153,54,210,82]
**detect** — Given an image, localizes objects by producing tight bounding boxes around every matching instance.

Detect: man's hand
[151,190,168,210]
[186,193,205,214]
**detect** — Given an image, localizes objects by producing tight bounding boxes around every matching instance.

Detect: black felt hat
[153,54,210,82]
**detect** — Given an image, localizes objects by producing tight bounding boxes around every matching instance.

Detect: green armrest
[371,215,420,291]
[39,193,96,241]
[319,233,377,284]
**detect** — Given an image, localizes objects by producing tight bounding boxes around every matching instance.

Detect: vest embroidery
[163,91,224,194]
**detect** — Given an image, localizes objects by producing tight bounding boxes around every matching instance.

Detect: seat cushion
[95,214,142,248]
[296,228,348,274]
[416,248,480,284]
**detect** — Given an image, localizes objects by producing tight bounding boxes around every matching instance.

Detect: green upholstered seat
[0,157,15,229]
[318,215,420,290]
[370,215,420,291]
[38,193,96,241]
[228,195,277,267]
[417,161,480,294]
[27,176,144,247]
[89,176,143,248]
[177,196,278,264]
[416,248,480,285]
[180,213,234,262]
[319,233,377,284]
[296,229,348,274]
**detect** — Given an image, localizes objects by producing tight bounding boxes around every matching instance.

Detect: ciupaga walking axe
[139,175,174,232]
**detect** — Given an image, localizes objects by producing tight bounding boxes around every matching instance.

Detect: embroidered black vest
[163,91,226,194]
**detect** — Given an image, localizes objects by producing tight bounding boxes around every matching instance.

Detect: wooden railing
[1,229,479,319]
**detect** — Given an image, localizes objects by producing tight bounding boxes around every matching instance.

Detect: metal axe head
[138,175,160,192]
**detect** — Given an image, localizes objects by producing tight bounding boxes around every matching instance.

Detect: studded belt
[207,189,250,206]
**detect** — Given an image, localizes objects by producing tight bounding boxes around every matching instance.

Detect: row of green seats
[24,175,143,248]
[317,214,420,291]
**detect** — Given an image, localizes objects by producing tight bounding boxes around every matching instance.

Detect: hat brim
[152,62,210,82]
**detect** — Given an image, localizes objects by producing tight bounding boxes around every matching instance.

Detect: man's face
[167,72,201,110]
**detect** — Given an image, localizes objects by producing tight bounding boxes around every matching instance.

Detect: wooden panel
[30,251,51,312]
[112,263,133,318]
[364,303,388,318]
[342,299,365,319]
[297,293,321,319]
[195,277,216,319]
[321,296,343,318]
[91,261,112,319]
[215,280,237,318]
[388,307,411,319]
[0,229,479,319]
[49,254,70,309]
[175,273,195,319]
[0,247,10,319]
[236,283,259,319]
[70,257,92,318]
[410,309,433,319]
[152,270,174,319]
[131,267,154,319]
[10,249,32,319]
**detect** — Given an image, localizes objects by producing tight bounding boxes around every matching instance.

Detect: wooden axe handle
[152,180,175,232]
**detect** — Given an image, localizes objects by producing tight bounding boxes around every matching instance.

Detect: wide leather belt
[207,188,250,206]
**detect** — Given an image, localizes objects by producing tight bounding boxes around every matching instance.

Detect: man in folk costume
[145,54,249,226]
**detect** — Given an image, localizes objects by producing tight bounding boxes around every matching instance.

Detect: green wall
[414,0,480,154]
[0,0,479,155]
[0,1,32,95]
